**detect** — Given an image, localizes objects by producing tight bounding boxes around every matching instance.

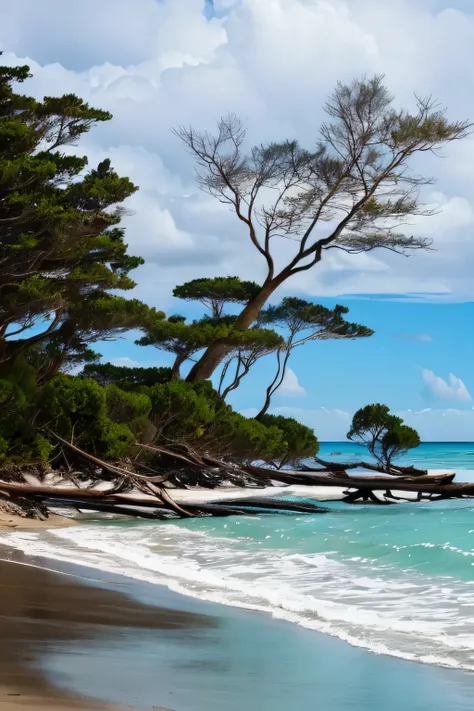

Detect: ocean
[5,442,474,675]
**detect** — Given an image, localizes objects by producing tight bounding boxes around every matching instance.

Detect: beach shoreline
[0,548,206,711]
[3,531,474,710]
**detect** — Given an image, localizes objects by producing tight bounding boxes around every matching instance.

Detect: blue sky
[97,296,474,441]
[3,0,474,440]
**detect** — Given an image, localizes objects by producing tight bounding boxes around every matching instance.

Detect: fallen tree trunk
[311,457,428,477]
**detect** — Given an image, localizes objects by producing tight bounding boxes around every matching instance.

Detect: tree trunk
[186,277,285,382]
[256,346,292,419]
[221,356,251,400]
[171,352,187,379]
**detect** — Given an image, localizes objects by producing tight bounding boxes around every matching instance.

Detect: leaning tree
[255,298,373,417]
[174,76,471,382]
[137,313,282,379]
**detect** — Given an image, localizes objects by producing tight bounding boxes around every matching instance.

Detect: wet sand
[0,555,211,710]
[0,512,77,530]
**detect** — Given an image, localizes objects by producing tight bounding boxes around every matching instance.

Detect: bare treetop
[175,75,471,381]
[174,75,471,283]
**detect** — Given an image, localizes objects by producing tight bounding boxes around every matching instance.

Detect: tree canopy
[138,314,283,379]
[175,76,471,381]
[347,403,420,470]
[255,298,373,417]
[0,60,434,486]
[0,59,150,375]
[173,277,261,318]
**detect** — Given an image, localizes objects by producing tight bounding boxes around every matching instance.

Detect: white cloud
[421,369,472,402]
[278,368,306,397]
[253,405,474,442]
[2,1,474,303]
[397,407,474,442]
[110,357,142,368]
[395,333,433,343]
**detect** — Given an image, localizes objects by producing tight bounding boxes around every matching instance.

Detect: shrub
[82,363,172,389]
[258,414,319,468]
[40,374,137,459]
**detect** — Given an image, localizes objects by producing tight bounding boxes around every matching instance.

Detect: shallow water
[5,442,474,672]
[35,563,474,711]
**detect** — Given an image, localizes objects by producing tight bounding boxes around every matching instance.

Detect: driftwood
[312,457,428,477]
[0,431,467,521]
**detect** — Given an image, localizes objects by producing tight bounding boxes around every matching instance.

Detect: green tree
[258,413,319,468]
[175,77,470,381]
[40,374,141,459]
[138,314,282,379]
[380,422,421,471]
[256,298,373,417]
[347,403,420,470]
[0,59,145,374]
[32,295,162,383]
[82,363,172,389]
[173,276,261,318]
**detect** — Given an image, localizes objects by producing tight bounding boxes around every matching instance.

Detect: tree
[0,59,145,373]
[82,363,172,389]
[258,413,319,468]
[218,334,283,400]
[174,76,470,381]
[138,314,282,379]
[347,403,420,471]
[256,298,373,417]
[380,422,421,471]
[137,315,230,378]
[173,277,260,318]
[32,295,161,383]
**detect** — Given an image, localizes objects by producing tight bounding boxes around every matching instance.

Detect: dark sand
[0,555,212,710]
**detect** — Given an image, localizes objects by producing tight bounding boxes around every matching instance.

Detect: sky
[3,0,474,441]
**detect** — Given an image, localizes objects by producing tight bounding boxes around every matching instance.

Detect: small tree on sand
[175,76,471,382]
[347,403,420,471]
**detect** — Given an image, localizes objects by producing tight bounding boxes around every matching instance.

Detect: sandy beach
[2,524,474,710]
[0,552,211,710]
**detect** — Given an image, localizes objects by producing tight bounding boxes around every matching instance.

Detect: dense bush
[0,359,53,464]
[258,414,319,468]
[40,375,137,459]
[82,363,172,389]
[148,379,287,462]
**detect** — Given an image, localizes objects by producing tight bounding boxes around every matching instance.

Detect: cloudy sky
[4,0,474,440]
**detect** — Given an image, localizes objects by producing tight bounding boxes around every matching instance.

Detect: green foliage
[0,60,147,373]
[0,358,53,464]
[40,375,137,459]
[105,384,152,441]
[149,379,217,440]
[82,363,172,389]
[347,403,420,469]
[214,410,286,462]
[148,379,287,462]
[259,414,319,467]
[259,298,373,340]
[173,277,261,317]
[381,423,421,468]
[138,315,282,378]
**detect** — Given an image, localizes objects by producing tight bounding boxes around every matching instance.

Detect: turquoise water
[38,565,474,711]
[318,440,474,471]
[5,442,474,672]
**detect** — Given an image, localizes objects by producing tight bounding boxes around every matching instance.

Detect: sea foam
[4,506,474,672]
